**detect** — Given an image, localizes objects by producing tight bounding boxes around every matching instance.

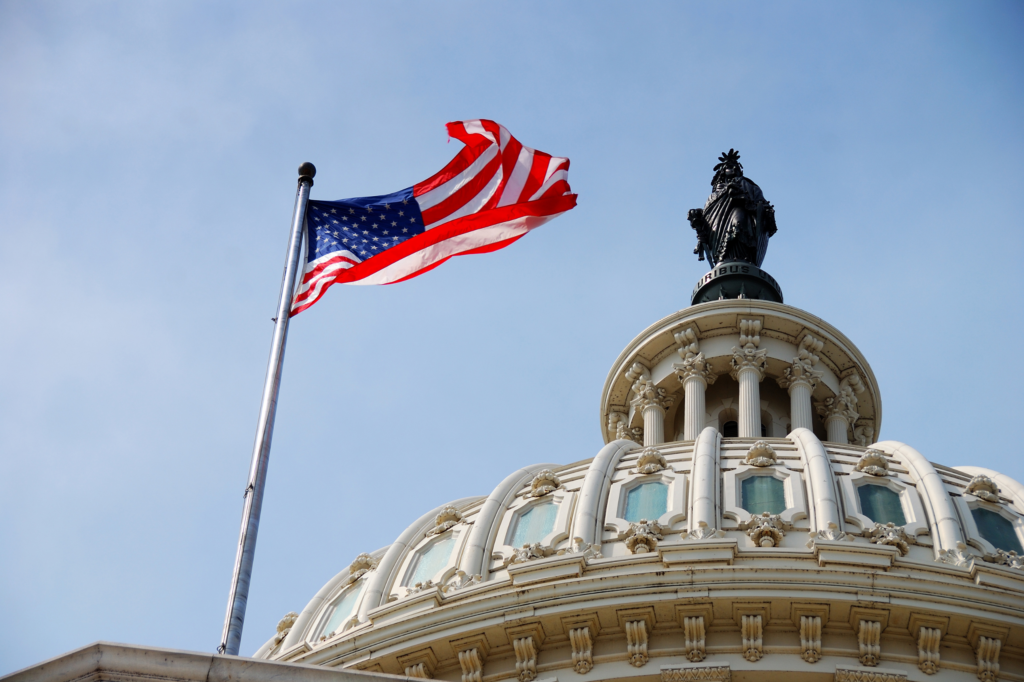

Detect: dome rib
[458,464,555,578]
[572,439,638,546]
[792,428,842,533]
[357,496,480,621]
[690,426,720,531]
[877,440,963,556]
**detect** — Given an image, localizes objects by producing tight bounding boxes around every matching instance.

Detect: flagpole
[218,162,316,656]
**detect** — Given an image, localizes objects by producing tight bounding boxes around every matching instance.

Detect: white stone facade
[255,300,1024,682]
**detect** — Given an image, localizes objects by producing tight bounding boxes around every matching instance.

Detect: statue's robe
[703,175,773,267]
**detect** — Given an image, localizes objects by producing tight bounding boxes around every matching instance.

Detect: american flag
[290,120,577,316]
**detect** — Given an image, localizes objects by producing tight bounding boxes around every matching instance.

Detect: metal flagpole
[218,162,316,656]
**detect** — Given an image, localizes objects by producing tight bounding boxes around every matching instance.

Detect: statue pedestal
[691,262,783,305]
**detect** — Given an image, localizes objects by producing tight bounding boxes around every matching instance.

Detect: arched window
[404,534,456,586]
[320,581,364,637]
[723,421,739,438]
[857,485,907,526]
[971,507,1024,554]
[741,475,785,515]
[624,481,668,522]
[761,423,768,437]
[508,501,557,547]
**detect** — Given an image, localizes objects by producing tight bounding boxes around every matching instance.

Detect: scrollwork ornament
[503,542,556,568]
[856,449,890,477]
[965,475,1001,503]
[744,440,777,467]
[347,553,379,583]
[619,519,665,553]
[557,536,602,560]
[987,548,1024,570]
[743,512,787,547]
[937,542,975,568]
[426,505,465,536]
[636,447,668,473]
[528,470,561,497]
[442,570,483,593]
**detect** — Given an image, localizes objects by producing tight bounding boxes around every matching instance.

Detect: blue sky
[1,0,1022,673]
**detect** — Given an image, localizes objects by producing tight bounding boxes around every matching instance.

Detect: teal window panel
[971,507,1024,554]
[624,481,669,522]
[321,582,364,637]
[741,476,786,515]
[508,501,558,547]
[405,534,456,586]
[857,484,907,526]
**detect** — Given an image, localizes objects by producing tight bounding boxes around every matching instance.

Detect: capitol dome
[254,296,1024,682]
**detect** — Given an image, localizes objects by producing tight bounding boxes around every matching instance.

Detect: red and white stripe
[290,120,576,315]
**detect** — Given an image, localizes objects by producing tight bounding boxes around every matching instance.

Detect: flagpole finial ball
[297,162,316,185]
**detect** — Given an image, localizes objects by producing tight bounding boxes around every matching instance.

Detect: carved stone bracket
[405,579,438,596]
[858,620,882,667]
[568,626,593,674]
[917,626,941,675]
[457,648,484,682]
[619,519,665,553]
[512,636,538,682]
[404,663,430,679]
[966,475,1001,503]
[742,512,788,547]
[631,380,674,414]
[528,470,561,497]
[398,650,438,680]
[741,615,763,662]
[817,372,866,428]
[856,450,890,477]
[976,636,1001,682]
[426,506,465,536]
[637,447,668,474]
[807,522,853,546]
[683,616,707,662]
[854,419,876,447]
[744,440,777,467]
[674,327,718,388]
[625,620,649,667]
[608,412,629,442]
[272,611,298,647]
[799,615,821,663]
[866,522,915,556]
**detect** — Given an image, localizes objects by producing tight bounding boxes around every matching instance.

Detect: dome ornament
[937,541,975,568]
[619,519,665,554]
[527,470,562,498]
[986,549,1024,570]
[503,543,556,568]
[442,570,483,592]
[742,512,788,547]
[636,448,668,474]
[866,522,915,556]
[347,553,379,583]
[744,441,777,467]
[965,475,1001,503]
[855,450,890,477]
[557,537,602,560]
[272,612,298,647]
[426,505,466,536]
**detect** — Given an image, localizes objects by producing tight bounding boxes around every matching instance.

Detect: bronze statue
[688,150,776,267]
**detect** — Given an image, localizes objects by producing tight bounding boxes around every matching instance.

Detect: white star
[391,221,397,227]
[313,216,320,221]
[383,230,389,235]
[372,223,378,228]
[367,206,373,213]
[393,236,399,241]
[343,238,348,243]
[372,236,379,242]
[384,203,391,209]
[402,228,408,233]
[402,199,408,204]
[332,219,339,224]
[363,230,369,235]
[410,217,416,222]
[360,215,367,221]
[330,208,337,214]
[349,208,355,214]
[398,210,405,216]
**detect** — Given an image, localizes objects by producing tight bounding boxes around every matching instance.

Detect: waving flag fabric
[290,120,577,316]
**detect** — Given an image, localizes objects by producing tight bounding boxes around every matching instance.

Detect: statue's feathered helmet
[711,149,743,185]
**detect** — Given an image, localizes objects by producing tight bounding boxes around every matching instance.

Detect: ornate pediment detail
[619,519,665,554]
[636,447,668,474]
[744,440,777,467]
[856,449,889,477]
[427,505,466,536]
[866,522,915,556]
[528,470,561,497]
[966,475,1001,503]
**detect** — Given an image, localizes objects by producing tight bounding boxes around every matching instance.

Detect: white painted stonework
[252,300,1024,682]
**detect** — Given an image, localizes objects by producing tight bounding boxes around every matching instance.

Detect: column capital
[729,318,767,381]
[630,379,674,413]
[816,371,865,424]
[674,353,718,388]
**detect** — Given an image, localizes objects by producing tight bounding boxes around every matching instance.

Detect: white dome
[257,301,1024,682]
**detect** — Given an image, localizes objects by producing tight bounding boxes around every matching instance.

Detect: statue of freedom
[687,149,777,268]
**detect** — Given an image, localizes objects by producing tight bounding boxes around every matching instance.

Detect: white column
[730,319,767,439]
[816,372,864,444]
[673,327,718,442]
[642,403,666,446]
[824,412,849,444]
[777,334,823,433]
